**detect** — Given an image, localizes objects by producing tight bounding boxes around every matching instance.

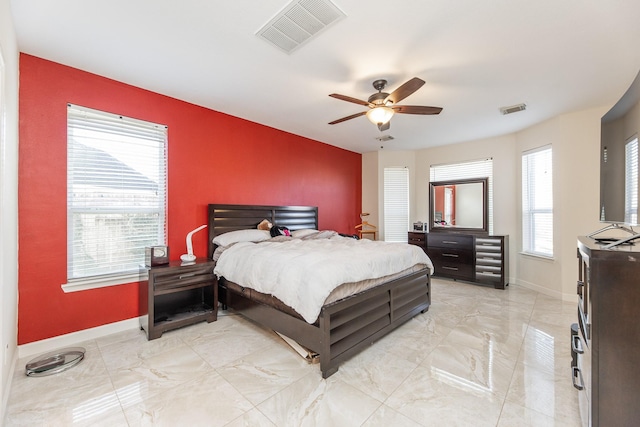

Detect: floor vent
[500,103,527,115]
[257,0,346,54]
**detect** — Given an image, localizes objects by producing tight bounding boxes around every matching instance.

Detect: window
[522,146,553,257]
[430,158,493,233]
[66,104,167,289]
[625,137,638,224]
[384,167,409,242]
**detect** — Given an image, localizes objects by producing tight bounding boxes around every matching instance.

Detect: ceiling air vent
[257,0,346,54]
[500,103,527,115]
[375,135,394,142]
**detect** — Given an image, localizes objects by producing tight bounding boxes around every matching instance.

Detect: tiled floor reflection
[4,279,581,426]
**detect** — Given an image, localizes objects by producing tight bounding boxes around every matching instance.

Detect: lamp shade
[366,106,394,125]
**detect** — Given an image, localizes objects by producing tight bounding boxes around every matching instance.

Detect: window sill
[519,251,555,261]
[62,271,147,293]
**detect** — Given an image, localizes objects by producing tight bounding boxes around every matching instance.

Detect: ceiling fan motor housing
[368,92,389,105]
[369,79,390,105]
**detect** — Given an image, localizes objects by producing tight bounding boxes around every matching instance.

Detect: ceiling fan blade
[392,105,443,115]
[329,93,372,107]
[384,77,426,104]
[328,111,367,125]
[378,122,390,132]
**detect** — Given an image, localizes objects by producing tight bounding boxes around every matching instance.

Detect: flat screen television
[600,69,640,226]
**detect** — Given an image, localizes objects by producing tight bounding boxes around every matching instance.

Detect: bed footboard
[219,267,430,378]
[318,268,430,377]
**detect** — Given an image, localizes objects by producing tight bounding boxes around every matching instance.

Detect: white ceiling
[11,0,640,153]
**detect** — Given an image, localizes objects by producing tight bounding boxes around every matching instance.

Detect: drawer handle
[442,266,459,271]
[572,367,585,391]
[177,272,210,280]
[443,254,459,258]
[572,335,584,355]
[576,280,584,298]
[443,241,459,244]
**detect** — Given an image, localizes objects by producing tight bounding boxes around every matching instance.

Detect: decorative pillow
[270,225,291,237]
[212,229,271,247]
[257,219,272,230]
[291,228,319,238]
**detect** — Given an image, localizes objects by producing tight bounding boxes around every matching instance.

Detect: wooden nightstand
[139,258,217,340]
[407,231,427,253]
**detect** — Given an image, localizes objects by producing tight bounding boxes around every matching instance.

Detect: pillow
[212,229,271,247]
[291,229,319,238]
[270,225,291,237]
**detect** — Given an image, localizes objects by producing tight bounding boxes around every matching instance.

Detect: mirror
[429,178,488,233]
[600,68,640,225]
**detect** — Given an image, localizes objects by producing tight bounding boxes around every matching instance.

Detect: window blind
[625,137,638,224]
[384,167,409,242]
[67,104,168,281]
[430,159,493,234]
[522,146,553,257]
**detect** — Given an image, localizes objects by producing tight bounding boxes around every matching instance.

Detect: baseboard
[18,318,140,359]
[2,350,18,423]
[512,279,577,303]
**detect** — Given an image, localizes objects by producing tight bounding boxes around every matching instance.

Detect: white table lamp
[180,224,207,263]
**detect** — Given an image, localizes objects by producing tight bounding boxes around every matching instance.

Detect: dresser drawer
[428,248,474,280]
[427,233,474,249]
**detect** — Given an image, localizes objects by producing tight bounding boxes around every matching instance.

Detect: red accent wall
[18,54,362,344]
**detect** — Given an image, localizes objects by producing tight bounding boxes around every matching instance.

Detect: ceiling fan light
[366,106,394,125]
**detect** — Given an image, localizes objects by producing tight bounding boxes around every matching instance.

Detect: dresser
[573,237,640,426]
[408,231,508,289]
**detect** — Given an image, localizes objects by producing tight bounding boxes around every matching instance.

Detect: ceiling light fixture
[366,106,394,125]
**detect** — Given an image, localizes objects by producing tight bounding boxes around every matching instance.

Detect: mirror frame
[429,177,489,234]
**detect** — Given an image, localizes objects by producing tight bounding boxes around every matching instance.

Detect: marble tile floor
[4,279,582,426]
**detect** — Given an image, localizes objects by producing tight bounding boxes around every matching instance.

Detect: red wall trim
[18,54,362,344]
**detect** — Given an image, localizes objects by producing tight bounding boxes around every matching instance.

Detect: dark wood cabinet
[408,231,427,253]
[475,236,509,289]
[427,233,475,281]
[410,232,508,289]
[573,237,640,427]
[139,258,217,340]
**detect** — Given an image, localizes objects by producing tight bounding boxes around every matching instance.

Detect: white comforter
[214,233,433,323]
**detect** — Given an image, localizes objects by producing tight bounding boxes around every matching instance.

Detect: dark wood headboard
[207,204,318,259]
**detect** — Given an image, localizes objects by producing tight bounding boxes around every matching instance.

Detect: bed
[207,203,432,378]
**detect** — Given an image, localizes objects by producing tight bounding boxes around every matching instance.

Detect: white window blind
[625,137,638,224]
[522,146,553,257]
[430,159,493,234]
[384,167,409,242]
[67,104,168,282]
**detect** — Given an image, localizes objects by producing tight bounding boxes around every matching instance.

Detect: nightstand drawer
[153,265,215,293]
[408,232,426,244]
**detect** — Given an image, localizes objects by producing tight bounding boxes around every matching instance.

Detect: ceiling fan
[328,77,442,131]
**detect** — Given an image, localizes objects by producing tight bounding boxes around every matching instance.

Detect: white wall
[362,107,606,300]
[0,0,19,419]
